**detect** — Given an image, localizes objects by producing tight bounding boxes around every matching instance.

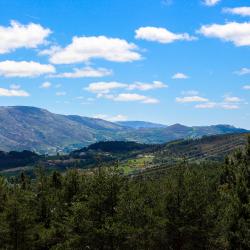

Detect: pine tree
[219,136,250,249]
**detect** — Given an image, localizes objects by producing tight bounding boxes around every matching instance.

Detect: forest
[0,137,249,250]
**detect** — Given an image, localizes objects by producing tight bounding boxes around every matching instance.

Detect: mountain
[0,106,128,154]
[0,106,248,154]
[117,121,167,129]
[125,123,249,144]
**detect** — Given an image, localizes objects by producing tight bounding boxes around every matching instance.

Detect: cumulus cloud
[85,80,163,104]
[0,60,55,77]
[135,26,196,43]
[112,93,159,104]
[40,81,52,89]
[50,67,112,78]
[176,96,208,103]
[0,87,29,97]
[195,102,239,110]
[172,73,189,79]
[44,36,141,64]
[85,81,127,94]
[221,104,239,110]
[223,7,250,17]
[127,81,168,91]
[195,95,243,110]
[85,80,167,94]
[0,20,51,54]
[195,102,217,109]
[243,85,250,90]
[199,22,250,47]
[94,114,128,122]
[224,96,242,103]
[235,68,250,75]
[39,45,61,56]
[203,0,221,6]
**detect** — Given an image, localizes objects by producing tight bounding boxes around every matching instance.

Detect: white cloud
[195,102,239,110]
[46,36,141,64]
[112,93,159,104]
[0,20,51,54]
[0,87,29,97]
[203,0,221,7]
[40,81,52,89]
[10,84,21,90]
[195,96,243,109]
[135,26,196,44]
[195,102,217,109]
[94,114,128,122]
[235,68,250,75]
[85,81,127,94]
[50,67,112,78]
[224,96,241,103]
[221,104,239,110]
[0,60,55,77]
[172,73,189,79]
[85,80,167,94]
[243,85,250,90]
[176,96,208,103]
[39,45,61,56]
[142,97,160,104]
[127,81,168,91]
[199,22,250,47]
[223,7,250,17]
[56,91,66,96]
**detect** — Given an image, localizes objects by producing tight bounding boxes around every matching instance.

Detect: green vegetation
[0,137,250,249]
[0,150,40,170]
[1,134,249,178]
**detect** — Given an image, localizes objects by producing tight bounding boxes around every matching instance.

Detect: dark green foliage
[0,150,39,170]
[0,137,249,249]
[218,137,250,249]
[84,141,152,153]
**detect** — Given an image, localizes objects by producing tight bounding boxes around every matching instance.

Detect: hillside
[1,133,249,177]
[0,106,128,154]
[152,133,250,165]
[125,123,249,144]
[49,133,250,174]
[0,106,248,154]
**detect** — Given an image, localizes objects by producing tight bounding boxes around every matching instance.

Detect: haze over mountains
[0,106,248,154]
[117,121,167,129]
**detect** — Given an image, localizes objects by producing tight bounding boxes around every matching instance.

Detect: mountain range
[0,106,248,154]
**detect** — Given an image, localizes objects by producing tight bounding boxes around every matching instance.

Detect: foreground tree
[219,136,250,249]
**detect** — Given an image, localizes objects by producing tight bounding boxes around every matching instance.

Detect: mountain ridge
[117,121,167,129]
[0,106,248,154]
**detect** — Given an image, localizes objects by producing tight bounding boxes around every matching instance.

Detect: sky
[0,0,250,128]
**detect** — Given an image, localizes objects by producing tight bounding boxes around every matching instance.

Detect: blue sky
[0,0,250,128]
